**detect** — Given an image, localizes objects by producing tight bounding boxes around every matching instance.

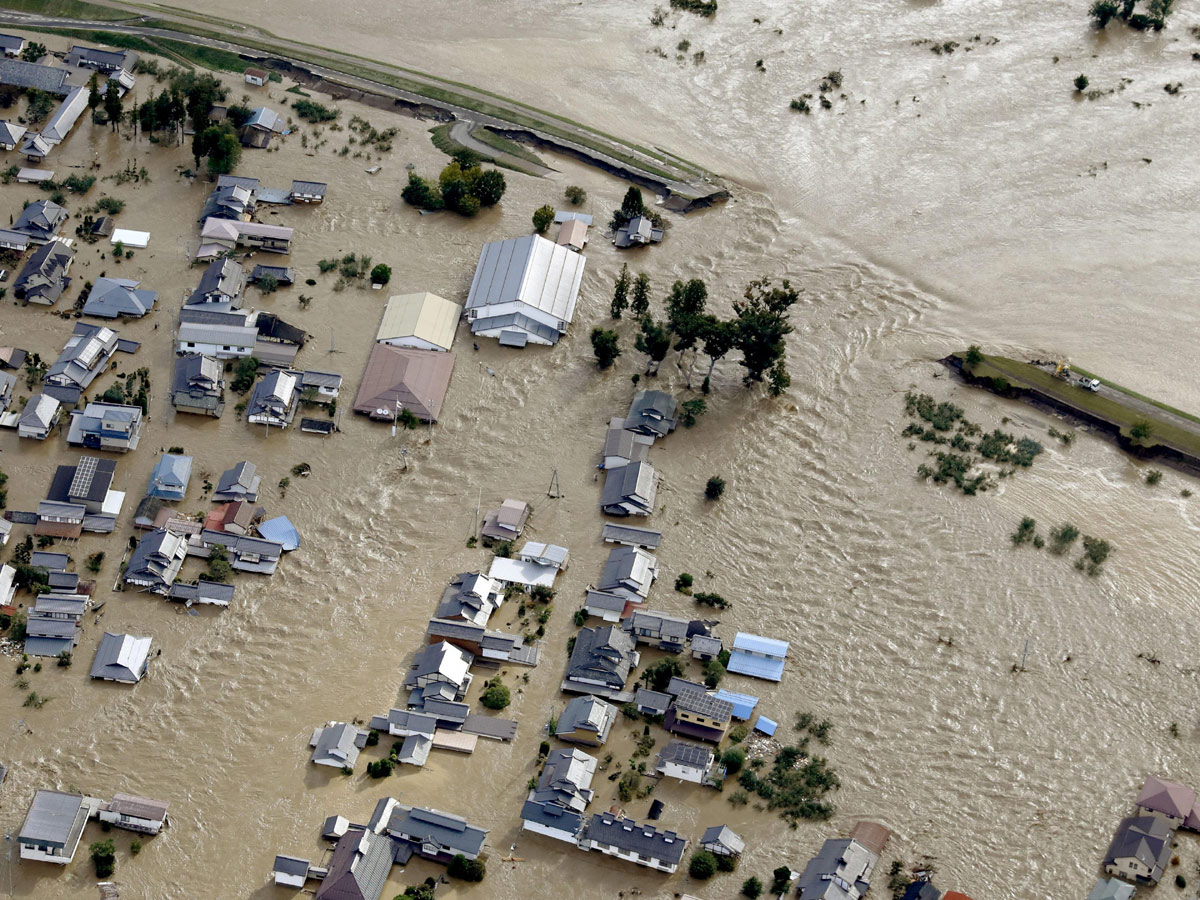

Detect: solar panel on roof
[68,456,98,497]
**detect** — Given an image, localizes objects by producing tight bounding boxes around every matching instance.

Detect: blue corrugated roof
[714,689,759,720]
[754,716,778,736]
[256,516,300,550]
[733,632,790,657]
[727,651,786,682]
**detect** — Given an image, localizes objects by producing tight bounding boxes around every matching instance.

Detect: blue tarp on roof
[754,716,778,736]
[257,516,300,551]
[714,689,760,720]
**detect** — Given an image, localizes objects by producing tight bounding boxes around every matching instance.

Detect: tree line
[594,264,799,396]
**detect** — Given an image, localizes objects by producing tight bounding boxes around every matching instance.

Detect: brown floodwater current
[1,3,1199,897]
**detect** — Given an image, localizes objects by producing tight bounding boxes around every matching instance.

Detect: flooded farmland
[1,1,1200,897]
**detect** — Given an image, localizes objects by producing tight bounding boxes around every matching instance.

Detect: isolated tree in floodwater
[665,278,708,386]
[630,272,651,317]
[635,316,671,375]
[734,278,800,388]
[700,315,739,381]
[103,80,123,132]
[611,264,630,318]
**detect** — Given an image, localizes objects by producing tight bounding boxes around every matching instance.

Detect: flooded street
[1,2,1199,897]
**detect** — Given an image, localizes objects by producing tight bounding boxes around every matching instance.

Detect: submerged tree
[591,328,621,369]
[635,316,671,375]
[630,272,652,317]
[734,278,800,387]
[611,263,631,318]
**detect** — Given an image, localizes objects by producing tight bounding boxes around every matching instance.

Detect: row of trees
[604,266,798,394]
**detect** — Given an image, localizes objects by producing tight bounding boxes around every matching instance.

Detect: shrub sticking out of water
[1145,469,1163,485]
[1011,517,1038,546]
[904,392,964,431]
[1078,536,1112,575]
[737,744,840,825]
[1049,523,1081,555]
[670,0,718,16]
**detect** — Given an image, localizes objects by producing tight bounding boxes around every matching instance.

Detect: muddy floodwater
[1,1,1199,897]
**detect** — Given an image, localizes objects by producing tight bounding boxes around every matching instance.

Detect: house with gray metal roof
[167,579,235,607]
[37,87,88,145]
[192,529,283,574]
[597,545,659,603]
[583,589,629,623]
[97,793,169,834]
[602,417,654,469]
[700,825,744,857]
[199,181,255,221]
[555,694,618,746]
[24,611,79,658]
[521,747,596,843]
[17,790,91,864]
[65,401,143,452]
[425,619,539,666]
[315,828,395,900]
[213,461,260,502]
[273,854,311,888]
[635,688,671,717]
[251,263,295,286]
[246,369,300,428]
[172,354,225,417]
[0,59,70,95]
[655,739,715,784]
[291,180,327,203]
[1086,878,1135,900]
[67,45,138,74]
[368,708,438,740]
[464,234,586,346]
[436,571,503,627]
[563,626,639,700]
[124,528,188,593]
[1103,815,1173,884]
[625,609,688,652]
[404,641,473,701]
[666,688,734,743]
[147,453,192,501]
[0,119,26,150]
[614,214,664,249]
[187,257,245,310]
[18,393,61,440]
[82,276,157,318]
[177,320,257,359]
[0,34,25,57]
[44,323,123,402]
[310,722,369,769]
[601,522,662,550]
[89,631,152,683]
[385,804,489,864]
[796,837,879,900]
[480,498,529,542]
[691,633,723,661]
[624,390,678,438]
[601,460,657,517]
[581,812,687,872]
[15,240,73,305]
[42,455,122,534]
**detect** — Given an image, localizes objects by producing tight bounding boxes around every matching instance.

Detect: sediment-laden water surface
[1,2,1199,897]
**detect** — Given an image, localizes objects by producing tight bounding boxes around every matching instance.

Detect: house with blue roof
[727,632,789,682]
[147,453,192,501]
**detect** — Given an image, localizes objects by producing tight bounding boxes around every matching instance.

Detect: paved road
[447,120,553,177]
[0,7,718,200]
[1033,363,1200,442]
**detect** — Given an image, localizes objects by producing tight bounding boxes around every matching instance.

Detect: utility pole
[547,467,561,499]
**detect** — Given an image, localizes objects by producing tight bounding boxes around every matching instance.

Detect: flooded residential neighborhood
[0,2,1197,899]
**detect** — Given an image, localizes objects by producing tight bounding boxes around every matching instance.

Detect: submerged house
[17,790,91,864]
[601,417,653,469]
[352,343,456,423]
[187,258,246,311]
[44,323,127,403]
[1103,815,1173,885]
[562,626,640,699]
[554,694,618,747]
[481,498,530,542]
[239,106,284,147]
[601,461,658,517]
[376,291,461,352]
[624,390,678,438]
[1135,775,1200,829]
[700,825,745,858]
[14,240,74,305]
[124,528,188,593]
[727,633,790,682]
[172,354,225,417]
[581,813,687,873]
[192,529,283,574]
[614,214,665,249]
[65,402,143,453]
[796,837,880,900]
[246,369,300,428]
[18,394,61,440]
[89,632,152,684]
[213,461,261,501]
[291,180,327,203]
[310,722,369,769]
[625,609,689,652]
[404,641,474,704]
[385,804,489,865]
[147,453,193,501]
[435,572,504,627]
[12,199,67,244]
[521,747,597,843]
[81,277,157,319]
[597,545,659,603]
[199,217,292,254]
[315,828,394,900]
[176,316,258,359]
[38,455,124,536]
[655,739,715,784]
[464,234,586,347]
[97,794,169,835]
[199,179,255,221]
[665,688,734,743]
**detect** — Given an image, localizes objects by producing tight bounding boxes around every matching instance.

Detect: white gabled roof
[377,292,461,350]
[465,235,585,324]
